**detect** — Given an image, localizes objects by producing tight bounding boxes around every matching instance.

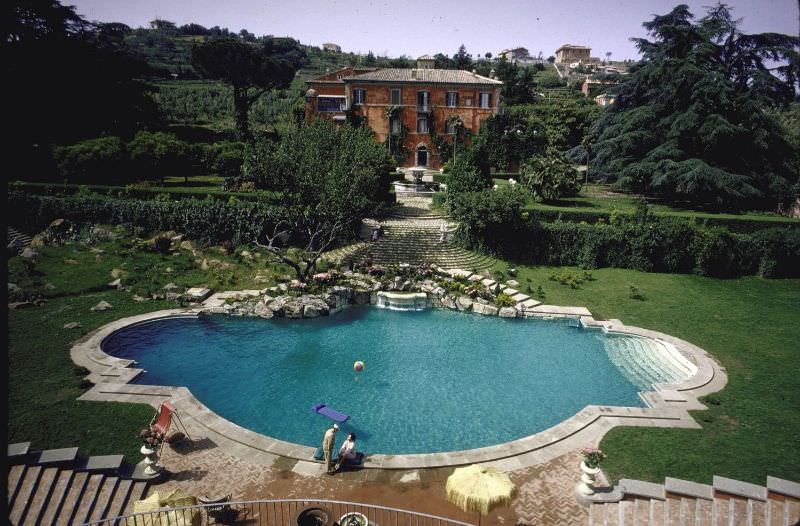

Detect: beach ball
[353,361,364,372]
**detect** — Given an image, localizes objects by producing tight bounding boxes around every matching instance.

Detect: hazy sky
[70,0,799,60]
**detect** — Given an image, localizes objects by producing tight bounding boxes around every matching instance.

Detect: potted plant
[580,446,607,470]
[577,446,607,495]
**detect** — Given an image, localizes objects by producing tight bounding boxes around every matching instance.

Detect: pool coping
[71,304,727,470]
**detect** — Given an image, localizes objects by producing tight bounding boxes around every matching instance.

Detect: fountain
[376,291,428,311]
[392,167,440,195]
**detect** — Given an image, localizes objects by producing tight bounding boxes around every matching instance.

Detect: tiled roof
[556,44,591,51]
[342,68,502,85]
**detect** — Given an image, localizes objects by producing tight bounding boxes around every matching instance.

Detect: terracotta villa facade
[305,56,502,168]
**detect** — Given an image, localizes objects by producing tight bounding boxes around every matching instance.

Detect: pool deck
[71,301,728,472]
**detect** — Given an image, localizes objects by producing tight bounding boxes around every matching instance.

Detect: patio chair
[150,401,192,454]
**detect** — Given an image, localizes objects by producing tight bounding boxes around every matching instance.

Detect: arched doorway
[416,145,428,167]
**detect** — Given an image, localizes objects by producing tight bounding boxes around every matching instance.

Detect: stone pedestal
[577,461,601,495]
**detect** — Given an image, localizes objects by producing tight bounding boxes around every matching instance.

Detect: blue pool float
[311,403,350,423]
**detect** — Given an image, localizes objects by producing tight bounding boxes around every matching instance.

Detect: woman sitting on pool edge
[335,433,358,471]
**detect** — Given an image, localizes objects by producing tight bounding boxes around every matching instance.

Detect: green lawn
[492,180,800,226]
[7,238,799,483]
[7,235,297,461]
[491,261,800,484]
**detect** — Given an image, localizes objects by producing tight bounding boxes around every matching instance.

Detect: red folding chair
[150,401,191,454]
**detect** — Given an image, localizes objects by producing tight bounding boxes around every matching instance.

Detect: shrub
[52,137,128,185]
[520,149,582,201]
[495,292,516,307]
[127,131,194,182]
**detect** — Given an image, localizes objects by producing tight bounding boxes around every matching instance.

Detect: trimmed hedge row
[459,216,800,278]
[11,181,271,202]
[8,191,287,246]
[527,208,800,234]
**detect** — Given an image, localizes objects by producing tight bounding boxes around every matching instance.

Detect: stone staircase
[324,196,496,271]
[7,226,32,251]
[7,442,152,525]
[586,474,800,526]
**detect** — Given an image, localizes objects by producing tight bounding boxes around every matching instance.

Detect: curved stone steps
[7,442,152,525]
[585,475,800,526]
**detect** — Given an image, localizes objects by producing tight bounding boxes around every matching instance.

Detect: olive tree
[244,120,392,279]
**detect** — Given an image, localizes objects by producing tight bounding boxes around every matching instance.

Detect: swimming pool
[103,307,691,454]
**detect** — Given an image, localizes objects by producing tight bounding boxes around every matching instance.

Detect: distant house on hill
[555,44,591,64]
[322,43,341,53]
[498,47,542,66]
[305,56,502,168]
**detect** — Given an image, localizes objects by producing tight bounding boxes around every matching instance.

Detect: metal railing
[83,498,475,526]
[416,104,430,113]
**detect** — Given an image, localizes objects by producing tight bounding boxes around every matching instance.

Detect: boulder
[499,307,517,318]
[303,304,323,318]
[20,248,38,259]
[110,268,126,279]
[165,292,182,301]
[44,283,56,290]
[63,322,82,329]
[441,295,457,309]
[108,278,122,289]
[179,240,194,251]
[200,259,210,270]
[63,258,79,264]
[473,303,499,316]
[90,301,113,311]
[163,283,179,291]
[8,283,21,293]
[132,295,149,302]
[354,290,371,305]
[253,302,274,319]
[456,296,474,311]
[506,279,520,288]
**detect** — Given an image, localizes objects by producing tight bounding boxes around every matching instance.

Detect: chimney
[472,69,477,77]
[489,68,496,79]
[411,69,417,80]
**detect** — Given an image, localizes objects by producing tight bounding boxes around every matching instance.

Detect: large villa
[304,56,503,168]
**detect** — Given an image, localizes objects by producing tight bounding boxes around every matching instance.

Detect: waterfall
[376,292,428,311]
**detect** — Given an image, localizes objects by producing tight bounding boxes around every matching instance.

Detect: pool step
[604,336,691,391]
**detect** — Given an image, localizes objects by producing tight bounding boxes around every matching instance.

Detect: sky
[70,0,799,61]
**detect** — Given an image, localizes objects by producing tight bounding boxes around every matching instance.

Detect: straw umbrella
[446,465,517,525]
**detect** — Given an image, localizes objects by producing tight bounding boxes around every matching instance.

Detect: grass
[490,261,800,485]
[6,231,304,461]
[7,232,799,483]
[492,180,800,225]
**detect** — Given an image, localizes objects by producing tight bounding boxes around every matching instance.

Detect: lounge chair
[150,401,191,454]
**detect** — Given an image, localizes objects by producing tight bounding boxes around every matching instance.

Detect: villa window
[417,91,431,112]
[417,116,429,133]
[317,96,346,112]
[446,119,457,134]
[446,92,458,107]
[465,97,472,107]
[479,92,492,108]
[391,117,401,134]
[391,89,401,105]
[353,88,366,105]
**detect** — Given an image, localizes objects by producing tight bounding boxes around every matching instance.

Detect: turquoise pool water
[103,307,662,454]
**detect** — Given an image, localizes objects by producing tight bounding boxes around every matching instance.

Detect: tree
[192,38,295,139]
[453,44,473,70]
[5,0,158,178]
[520,149,582,201]
[591,4,800,210]
[364,50,377,65]
[52,136,128,185]
[434,53,455,69]
[242,120,392,280]
[127,131,192,182]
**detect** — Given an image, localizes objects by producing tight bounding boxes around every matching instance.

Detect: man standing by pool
[322,424,339,474]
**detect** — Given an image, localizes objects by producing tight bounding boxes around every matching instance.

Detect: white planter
[577,461,601,495]
[140,444,161,476]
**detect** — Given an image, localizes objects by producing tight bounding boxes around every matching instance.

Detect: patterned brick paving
[152,438,589,526]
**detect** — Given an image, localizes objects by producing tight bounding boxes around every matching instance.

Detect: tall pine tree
[590,4,799,210]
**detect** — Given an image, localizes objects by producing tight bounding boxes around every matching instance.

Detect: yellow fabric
[128,489,201,526]
[445,465,517,516]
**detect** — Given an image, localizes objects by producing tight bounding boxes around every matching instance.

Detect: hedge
[527,208,800,234]
[10,181,278,202]
[8,191,287,246]
[457,216,800,278]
